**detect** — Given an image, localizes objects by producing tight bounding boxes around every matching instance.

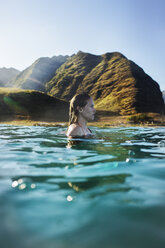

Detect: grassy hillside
[46,51,102,99]
[46,51,164,115]
[4,51,164,117]
[0,88,69,121]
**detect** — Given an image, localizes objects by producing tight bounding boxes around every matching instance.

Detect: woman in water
[66,93,96,138]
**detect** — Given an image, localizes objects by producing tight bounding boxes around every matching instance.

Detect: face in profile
[79,97,96,121]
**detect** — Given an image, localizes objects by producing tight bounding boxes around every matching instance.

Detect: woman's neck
[77,115,87,128]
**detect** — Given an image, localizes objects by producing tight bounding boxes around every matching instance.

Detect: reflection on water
[0,125,165,248]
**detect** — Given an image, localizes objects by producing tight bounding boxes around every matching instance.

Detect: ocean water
[0,125,165,248]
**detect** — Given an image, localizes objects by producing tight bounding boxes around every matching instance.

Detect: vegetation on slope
[46,51,164,115]
[46,51,102,99]
[4,51,164,117]
[0,88,69,121]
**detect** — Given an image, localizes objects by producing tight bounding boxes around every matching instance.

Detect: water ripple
[1,125,165,248]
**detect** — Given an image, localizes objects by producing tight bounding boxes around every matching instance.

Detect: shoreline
[0,119,165,128]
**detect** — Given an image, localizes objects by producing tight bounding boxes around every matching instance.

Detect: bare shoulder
[66,123,83,137]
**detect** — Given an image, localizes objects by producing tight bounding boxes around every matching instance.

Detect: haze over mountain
[0,67,20,87]
[10,55,69,92]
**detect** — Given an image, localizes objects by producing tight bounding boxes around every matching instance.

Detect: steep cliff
[46,51,164,115]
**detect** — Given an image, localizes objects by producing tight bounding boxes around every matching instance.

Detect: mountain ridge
[7,51,165,115]
[46,51,164,115]
[10,55,69,91]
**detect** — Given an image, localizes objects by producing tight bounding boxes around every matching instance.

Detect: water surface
[0,125,165,248]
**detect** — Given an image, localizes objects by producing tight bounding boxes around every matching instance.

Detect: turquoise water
[0,125,165,248]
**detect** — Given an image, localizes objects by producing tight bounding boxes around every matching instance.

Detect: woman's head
[69,93,95,125]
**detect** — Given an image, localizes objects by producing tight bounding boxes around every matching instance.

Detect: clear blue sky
[0,0,165,90]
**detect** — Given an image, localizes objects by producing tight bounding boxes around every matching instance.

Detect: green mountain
[10,55,69,92]
[7,51,164,116]
[0,88,69,121]
[0,67,20,86]
[46,51,164,115]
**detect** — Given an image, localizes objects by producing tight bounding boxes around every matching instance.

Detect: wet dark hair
[69,93,91,125]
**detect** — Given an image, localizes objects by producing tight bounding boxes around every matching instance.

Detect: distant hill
[0,67,20,86]
[46,51,164,115]
[10,55,69,92]
[0,87,69,121]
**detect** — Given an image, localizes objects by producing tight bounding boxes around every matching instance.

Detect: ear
[77,106,83,112]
